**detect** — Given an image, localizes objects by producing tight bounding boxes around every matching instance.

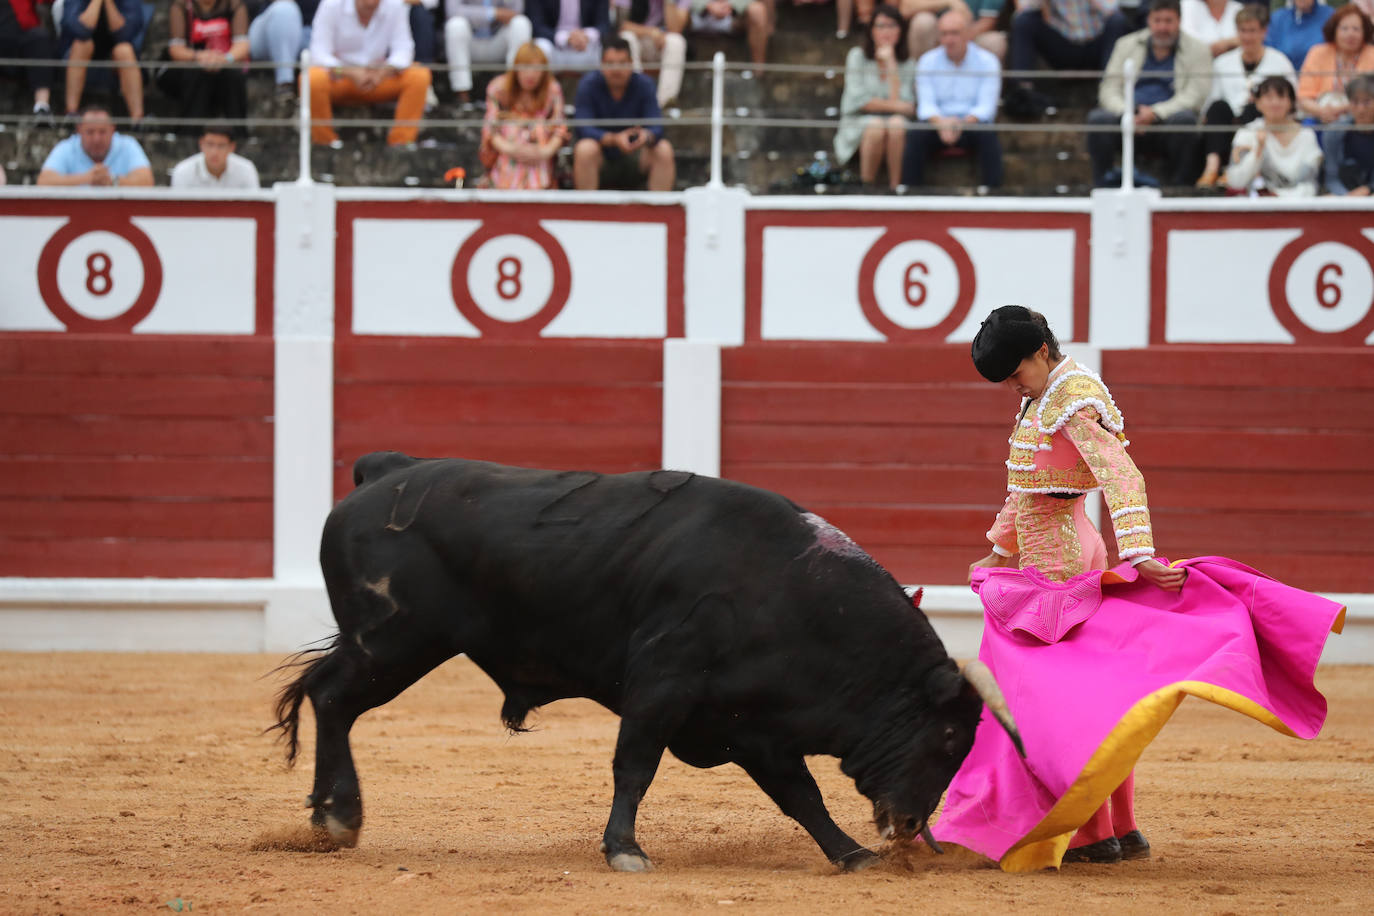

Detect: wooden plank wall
[1104,347,1374,593]
[723,343,1374,593]
[333,339,664,498]
[721,343,1011,586]
[0,335,275,577]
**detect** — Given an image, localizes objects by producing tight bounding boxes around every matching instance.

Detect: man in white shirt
[307,0,433,146]
[901,7,1004,188]
[170,124,261,189]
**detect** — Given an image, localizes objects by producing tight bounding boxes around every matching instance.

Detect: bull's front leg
[739,754,879,871]
[600,720,667,872]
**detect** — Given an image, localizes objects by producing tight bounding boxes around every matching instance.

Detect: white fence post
[298,49,313,185]
[1121,58,1137,191]
[709,52,725,189]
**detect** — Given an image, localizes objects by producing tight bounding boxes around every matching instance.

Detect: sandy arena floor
[0,653,1370,914]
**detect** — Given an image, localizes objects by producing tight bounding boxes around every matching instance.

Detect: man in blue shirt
[901,7,1004,188]
[572,36,676,190]
[1323,74,1374,196]
[37,104,154,186]
[1266,0,1333,69]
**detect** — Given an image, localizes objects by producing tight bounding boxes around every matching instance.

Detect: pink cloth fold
[932,556,1345,866]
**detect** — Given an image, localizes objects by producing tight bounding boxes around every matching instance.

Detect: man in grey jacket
[1085,0,1211,186]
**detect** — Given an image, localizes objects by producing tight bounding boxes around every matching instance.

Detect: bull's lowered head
[861,660,1024,853]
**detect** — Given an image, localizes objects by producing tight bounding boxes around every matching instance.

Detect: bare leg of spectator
[858,117,886,185]
[837,0,852,37]
[66,39,93,114]
[574,138,603,189]
[746,0,770,66]
[907,11,937,60]
[883,114,905,189]
[973,29,1006,62]
[642,139,675,191]
[111,42,144,121]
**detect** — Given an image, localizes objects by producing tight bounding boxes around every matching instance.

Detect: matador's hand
[1134,558,1187,592]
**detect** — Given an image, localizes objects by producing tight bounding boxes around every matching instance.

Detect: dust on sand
[0,653,1370,913]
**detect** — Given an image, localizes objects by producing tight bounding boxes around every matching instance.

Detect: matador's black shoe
[1062,836,1123,864]
[1118,829,1151,860]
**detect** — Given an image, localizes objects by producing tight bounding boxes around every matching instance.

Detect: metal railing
[0,52,1362,194]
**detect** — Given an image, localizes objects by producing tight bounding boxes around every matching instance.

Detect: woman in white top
[1225,74,1323,196]
[834,5,917,189]
[1181,0,1243,56]
[1197,5,1297,187]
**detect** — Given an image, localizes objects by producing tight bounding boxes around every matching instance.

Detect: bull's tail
[265,638,339,767]
[352,451,419,489]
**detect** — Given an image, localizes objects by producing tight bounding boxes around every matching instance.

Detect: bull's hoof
[606,852,655,872]
[323,813,361,849]
[838,848,881,872]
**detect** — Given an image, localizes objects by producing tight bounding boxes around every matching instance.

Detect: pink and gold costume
[986,358,1153,580]
[929,356,1346,871]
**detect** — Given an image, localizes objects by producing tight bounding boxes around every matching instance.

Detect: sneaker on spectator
[1004,84,1054,118]
[425,86,439,113]
[33,101,54,126]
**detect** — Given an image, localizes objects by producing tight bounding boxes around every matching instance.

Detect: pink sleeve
[1062,409,1155,560]
[986,494,1018,556]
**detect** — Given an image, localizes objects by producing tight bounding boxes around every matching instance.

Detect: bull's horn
[962,660,1026,758]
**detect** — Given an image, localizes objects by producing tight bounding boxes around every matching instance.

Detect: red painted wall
[1103,347,1374,592]
[333,338,664,498]
[722,343,1374,593]
[0,335,275,577]
[720,343,1010,587]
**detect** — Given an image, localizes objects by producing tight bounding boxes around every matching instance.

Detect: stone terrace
[0,3,1103,193]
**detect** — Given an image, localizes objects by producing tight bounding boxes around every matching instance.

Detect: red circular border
[1267,231,1374,345]
[856,229,976,341]
[450,222,572,339]
[37,218,164,333]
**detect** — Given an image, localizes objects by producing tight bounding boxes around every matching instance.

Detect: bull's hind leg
[304,632,454,846]
[738,753,878,871]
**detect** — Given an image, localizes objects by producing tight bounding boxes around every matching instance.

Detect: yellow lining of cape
[997,603,1346,873]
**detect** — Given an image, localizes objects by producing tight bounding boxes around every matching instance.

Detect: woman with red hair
[480,41,568,190]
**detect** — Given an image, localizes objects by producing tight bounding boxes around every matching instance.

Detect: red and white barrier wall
[0,185,1369,661]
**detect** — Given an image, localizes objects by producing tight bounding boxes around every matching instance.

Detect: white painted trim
[332,188,685,205]
[1151,197,1374,213]
[744,195,1092,213]
[662,339,721,476]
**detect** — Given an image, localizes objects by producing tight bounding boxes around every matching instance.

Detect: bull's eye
[943,725,957,753]
[905,817,918,833]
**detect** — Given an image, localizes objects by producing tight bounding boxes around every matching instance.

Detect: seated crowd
[4,0,1373,193]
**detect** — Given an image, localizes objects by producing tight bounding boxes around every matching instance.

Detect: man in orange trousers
[306,0,431,146]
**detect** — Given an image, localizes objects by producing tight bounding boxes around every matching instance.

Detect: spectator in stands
[615,0,687,106]
[901,6,1003,188]
[62,0,146,120]
[902,0,1005,60]
[1196,4,1294,187]
[1086,0,1211,186]
[1180,0,1240,57]
[1224,74,1321,195]
[687,0,770,67]
[37,103,155,185]
[248,0,313,101]
[1004,0,1130,116]
[161,0,251,125]
[835,4,916,189]
[1,0,58,120]
[481,40,567,187]
[1266,0,1332,69]
[444,0,533,102]
[1322,73,1374,194]
[572,36,675,188]
[307,0,432,146]
[1296,3,1374,124]
[170,122,262,187]
[528,0,610,70]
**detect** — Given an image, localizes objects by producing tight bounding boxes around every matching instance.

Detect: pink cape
[931,556,1347,872]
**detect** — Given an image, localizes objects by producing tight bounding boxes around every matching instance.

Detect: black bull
[271,452,1023,871]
